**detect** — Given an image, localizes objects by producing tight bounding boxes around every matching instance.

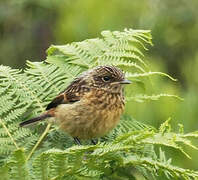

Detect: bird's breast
[55,90,125,139]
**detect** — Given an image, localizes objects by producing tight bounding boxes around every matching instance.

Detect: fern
[126,94,183,103]
[1,119,198,179]
[0,29,198,179]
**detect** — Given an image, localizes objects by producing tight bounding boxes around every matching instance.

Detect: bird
[19,65,131,145]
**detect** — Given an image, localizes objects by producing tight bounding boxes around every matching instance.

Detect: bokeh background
[1,0,198,173]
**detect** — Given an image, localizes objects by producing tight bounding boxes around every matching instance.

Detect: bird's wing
[46,77,86,110]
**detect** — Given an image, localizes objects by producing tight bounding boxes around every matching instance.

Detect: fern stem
[27,123,51,160]
[0,118,19,149]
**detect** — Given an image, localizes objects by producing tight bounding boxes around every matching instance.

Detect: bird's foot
[91,139,98,145]
[74,137,81,145]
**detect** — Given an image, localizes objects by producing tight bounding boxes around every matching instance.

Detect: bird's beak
[119,79,131,84]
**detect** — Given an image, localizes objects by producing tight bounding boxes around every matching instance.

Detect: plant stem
[27,123,51,161]
[0,118,19,149]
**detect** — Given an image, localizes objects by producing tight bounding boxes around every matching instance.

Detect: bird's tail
[19,113,52,127]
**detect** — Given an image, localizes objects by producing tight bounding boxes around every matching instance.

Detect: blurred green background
[0,0,198,173]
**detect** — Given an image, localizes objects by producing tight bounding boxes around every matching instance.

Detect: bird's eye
[102,76,111,82]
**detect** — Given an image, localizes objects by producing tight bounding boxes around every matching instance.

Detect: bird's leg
[91,139,98,145]
[74,137,81,145]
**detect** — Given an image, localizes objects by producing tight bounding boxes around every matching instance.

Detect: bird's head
[81,66,131,93]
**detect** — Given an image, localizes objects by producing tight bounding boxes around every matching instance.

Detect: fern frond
[127,93,183,103]
[0,66,34,156]
[5,149,29,180]
[123,154,198,180]
[11,118,196,180]
[47,29,152,70]
[126,71,177,81]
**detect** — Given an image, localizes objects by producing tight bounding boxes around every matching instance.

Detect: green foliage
[0,29,198,179]
[1,119,198,180]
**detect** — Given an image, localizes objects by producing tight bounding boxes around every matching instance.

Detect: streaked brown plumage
[20,66,131,144]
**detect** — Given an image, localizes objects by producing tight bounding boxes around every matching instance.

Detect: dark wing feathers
[46,77,85,110]
[46,93,66,110]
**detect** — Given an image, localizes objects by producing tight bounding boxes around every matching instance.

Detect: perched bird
[19,66,131,145]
